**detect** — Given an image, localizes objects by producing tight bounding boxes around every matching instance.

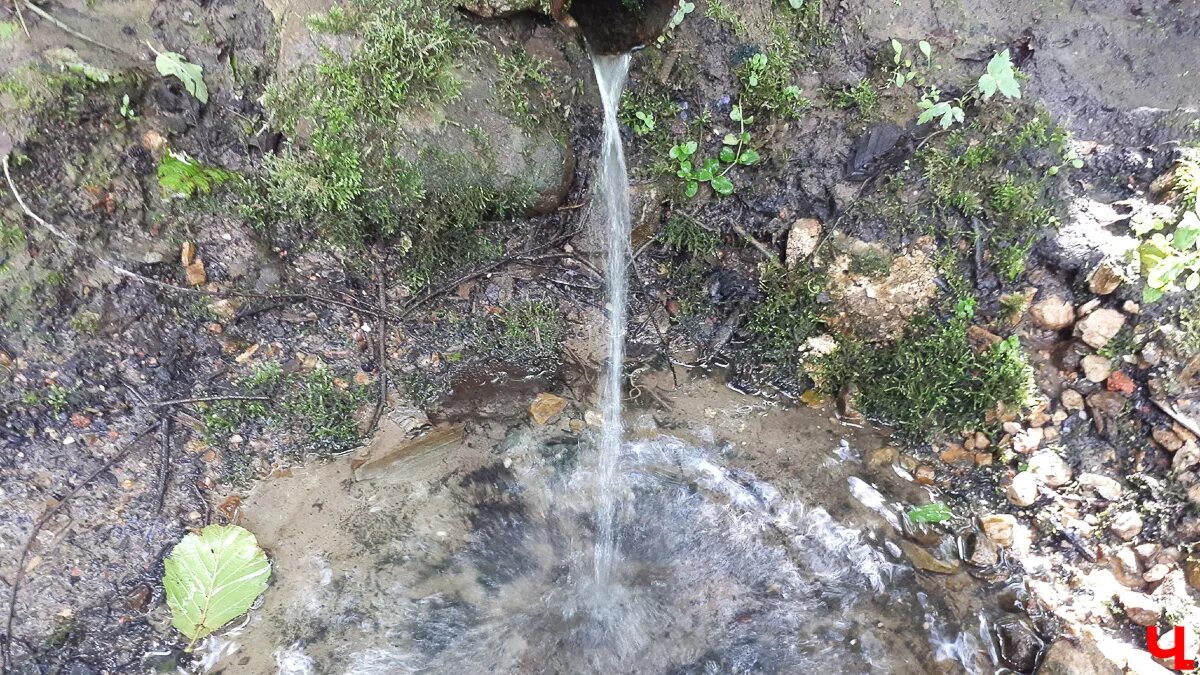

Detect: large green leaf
[163,525,270,649]
[155,51,208,104]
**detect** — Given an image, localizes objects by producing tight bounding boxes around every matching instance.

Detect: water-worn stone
[1076,308,1126,349]
[995,617,1045,672]
[1081,355,1112,383]
[1109,510,1144,541]
[1078,472,1123,500]
[785,218,822,268]
[1028,450,1072,487]
[1088,261,1123,295]
[1038,636,1123,675]
[1012,427,1044,455]
[899,541,960,574]
[1153,427,1185,451]
[1173,441,1200,474]
[1061,388,1085,411]
[529,392,569,425]
[1008,472,1039,507]
[1118,590,1162,626]
[981,514,1016,547]
[1030,296,1075,330]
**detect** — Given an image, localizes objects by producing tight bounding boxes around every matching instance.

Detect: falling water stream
[591,51,633,587]
[208,51,1041,675]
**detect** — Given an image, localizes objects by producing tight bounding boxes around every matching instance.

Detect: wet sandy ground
[212,368,1017,674]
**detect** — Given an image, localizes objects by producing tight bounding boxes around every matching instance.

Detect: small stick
[1153,399,1200,440]
[149,395,269,408]
[21,0,127,56]
[155,418,172,512]
[13,0,29,37]
[366,255,388,434]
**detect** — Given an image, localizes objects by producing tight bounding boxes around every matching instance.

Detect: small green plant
[163,525,270,650]
[917,50,1021,130]
[831,78,878,118]
[118,94,137,122]
[656,0,695,45]
[0,219,24,250]
[907,503,953,523]
[1135,157,1200,301]
[158,152,233,199]
[669,105,759,197]
[662,214,720,254]
[738,52,808,119]
[285,366,365,452]
[887,39,932,88]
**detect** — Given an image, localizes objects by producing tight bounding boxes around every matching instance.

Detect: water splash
[592,52,633,586]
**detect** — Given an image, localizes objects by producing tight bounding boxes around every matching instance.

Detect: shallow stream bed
[211,371,1039,674]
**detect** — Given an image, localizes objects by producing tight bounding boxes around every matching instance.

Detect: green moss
[255,0,531,258]
[745,263,829,365]
[818,310,1033,440]
[830,78,878,118]
[662,214,720,255]
[706,0,748,35]
[285,366,365,452]
[496,49,553,131]
[739,50,809,120]
[499,299,566,362]
[204,361,364,464]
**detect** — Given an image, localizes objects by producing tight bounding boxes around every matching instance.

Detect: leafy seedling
[906,502,953,524]
[977,49,1021,100]
[163,525,270,650]
[154,50,208,104]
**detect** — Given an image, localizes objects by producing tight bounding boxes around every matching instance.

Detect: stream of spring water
[591,52,633,587]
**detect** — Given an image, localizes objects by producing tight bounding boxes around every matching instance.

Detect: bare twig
[366,254,388,434]
[1153,399,1200,440]
[149,395,269,408]
[21,0,129,57]
[155,418,171,512]
[3,428,152,670]
[395,229,581,320]
[728,220,778,263]
[13,0,29,37]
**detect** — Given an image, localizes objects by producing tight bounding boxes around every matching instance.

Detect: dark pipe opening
[553,0,677,54]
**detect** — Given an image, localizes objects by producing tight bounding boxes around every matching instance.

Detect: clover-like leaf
[710,175,734,196]
[738,148,760,165]
[723,133,739,146]
[155,51,208,104]
[719,146,736,163]
[684,181,699,198]
[164,525,270,650]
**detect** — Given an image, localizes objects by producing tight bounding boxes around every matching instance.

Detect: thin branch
[13,0,29,37]
[149,395,269,408]
[22,0,129,57]
[366,254,388,434]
